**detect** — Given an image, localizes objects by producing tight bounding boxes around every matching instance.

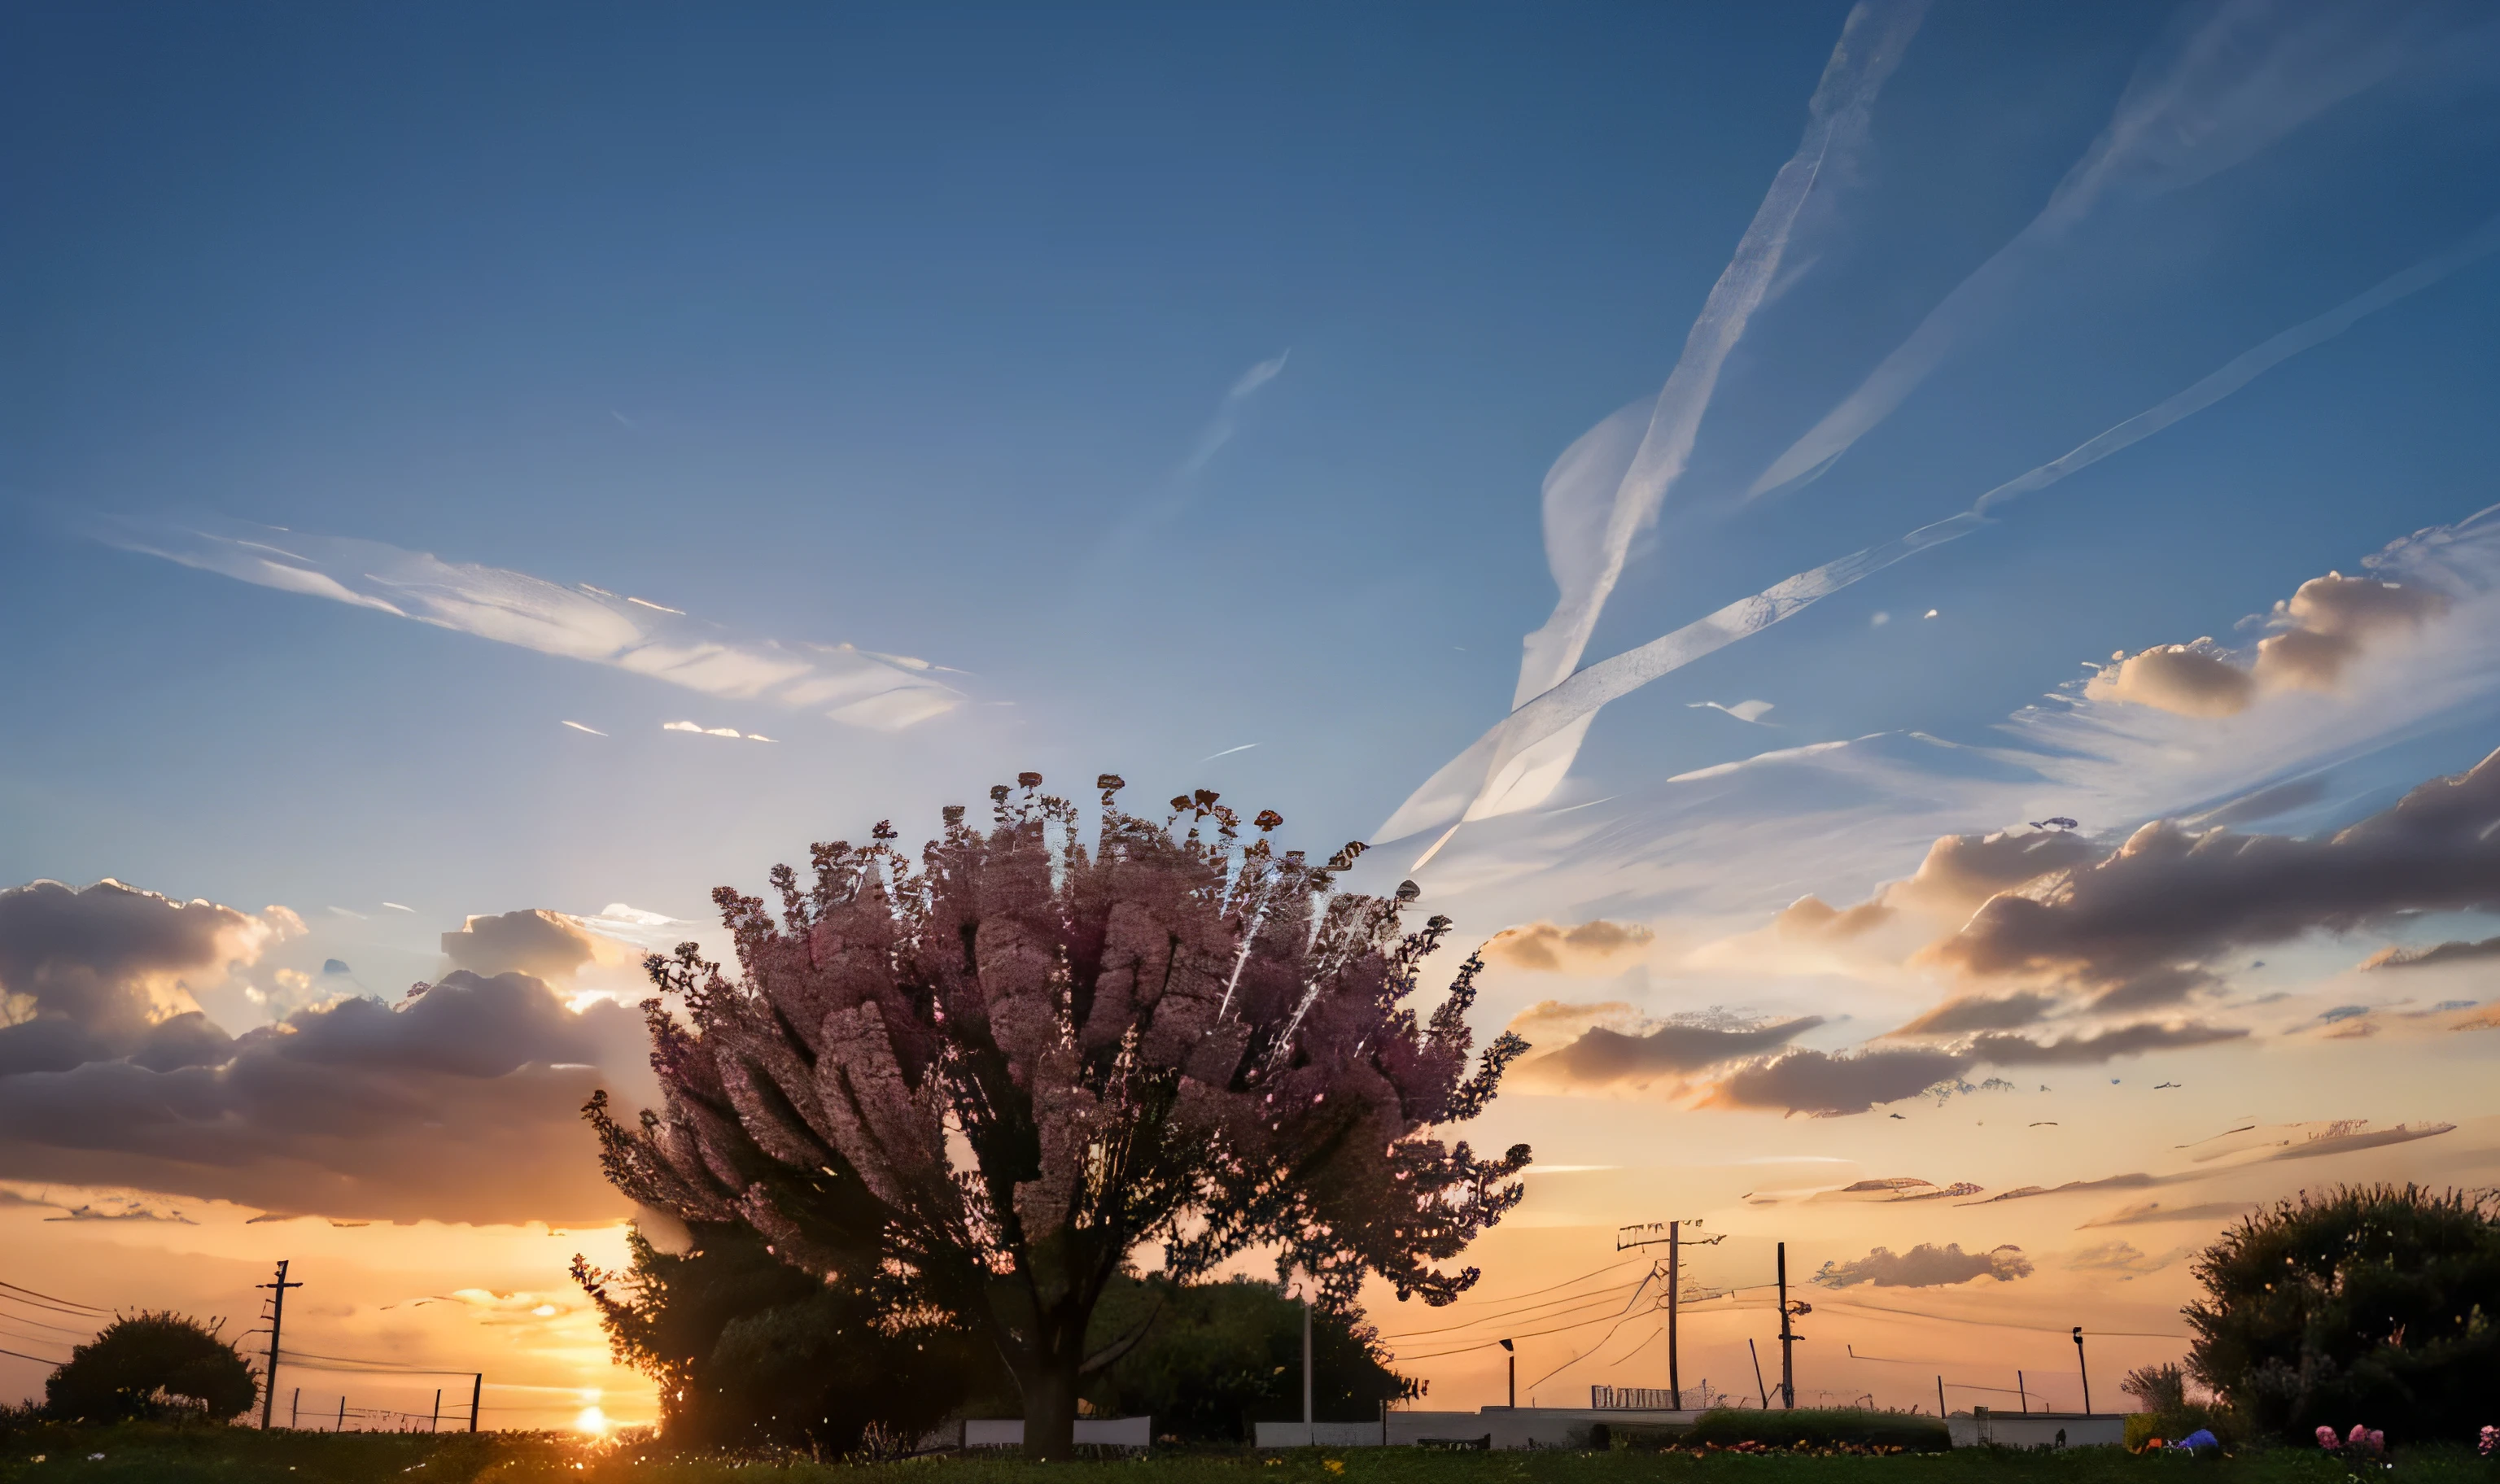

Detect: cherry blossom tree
[587,773,1529,1458]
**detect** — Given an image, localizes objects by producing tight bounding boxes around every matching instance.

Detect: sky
[6,0,2500,1431]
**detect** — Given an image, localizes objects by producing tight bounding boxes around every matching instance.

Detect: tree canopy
[574,1222,1002,1456]
[2185,1183,2500,1443]
[45,1313,257,1424]
[588,774,1529,1456]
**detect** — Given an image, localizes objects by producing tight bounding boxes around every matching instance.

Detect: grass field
[0,1425,2486,1484]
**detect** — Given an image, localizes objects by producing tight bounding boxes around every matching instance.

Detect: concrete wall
[1252,1407,1697,1450]
[1946,1412,2126,1451]
[960,1416,1152,1449]
[1255,1422,1390,1448]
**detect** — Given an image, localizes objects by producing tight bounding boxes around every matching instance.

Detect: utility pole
[2072,1327,2091,1415]
[1746,1339,1768,1407]
[1775,1242,1807,1409]
[256,1260,301,1429]
[1499,1338,1514,1408]
[469,1373,483,1432]
[1667,1222,1681,1409]
[1615,1218,1719,1411]
[431,1389,441,1432]
[1936,1377,1947,1417]
[1301,1292,1313,1433]
[337,1395,347,1432]
[2017,1370,2027,1414]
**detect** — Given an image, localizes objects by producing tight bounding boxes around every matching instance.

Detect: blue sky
[6,0,2500,1421]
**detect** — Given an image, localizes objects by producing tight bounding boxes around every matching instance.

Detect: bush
[2119,1363,2236,1448]
[1682,1407,1950,1451]
[43,1312,258,1423]
[2185,1184,2500,1445]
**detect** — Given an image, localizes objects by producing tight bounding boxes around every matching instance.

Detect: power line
[1393,1275,1666,1363]
[0,1344,68,1366]
[276,1351,480,1377]
[0,1280,107,1315]
[1816,1296,2188,1339]
[0,1322,87,1349]
[1376,1281,1646,1341]
[1375,1256,1650,1336]
[0,1290,109,1322]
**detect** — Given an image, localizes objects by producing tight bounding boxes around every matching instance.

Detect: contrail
[1746,0,2428,499]
[1379,214,2500,852]
[1093,351,1292,568]
[1514,0,1930,705]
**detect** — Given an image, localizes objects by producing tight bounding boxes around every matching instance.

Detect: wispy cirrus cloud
[1747,0,2445,498]
[98,517,961,730]
[1097,351,1292,562]
[1379,220,2500,853]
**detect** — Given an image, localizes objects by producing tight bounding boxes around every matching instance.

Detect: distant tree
[44,1313,257,1423]
[1085,1273,1415,1440]
[573,1223,1006,1456]
[2119,1362,2188,1416]
[2184,1184,2500,1443]
[588,774,1529,1457]
[2120,1362,2232,1447]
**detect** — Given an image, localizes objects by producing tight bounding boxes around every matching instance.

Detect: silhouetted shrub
[2186,1183,2500,1444]
[44,1313,256,1423]
[1684,1407,1948,1451]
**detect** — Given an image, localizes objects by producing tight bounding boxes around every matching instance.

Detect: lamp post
[1499,1338,1514,1408]
[2072,1328,2091,1416]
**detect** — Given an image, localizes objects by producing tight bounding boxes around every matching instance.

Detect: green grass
[0,1424,2489,1484]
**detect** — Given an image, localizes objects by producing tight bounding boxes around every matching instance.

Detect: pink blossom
[583,775,1532,1459]
[2318,1426,2340,1450]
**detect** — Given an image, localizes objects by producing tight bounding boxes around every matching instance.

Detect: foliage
[7,1427,2500,1482]
[41,1312,257,1424]
[2184,1183,2500,1444]
[588,774,1530,1456]
[574,1221,1009,1455]
[2118,1364,2236,1449]
[1084,1274,1416,1439]
[1680,1408,1949,1451]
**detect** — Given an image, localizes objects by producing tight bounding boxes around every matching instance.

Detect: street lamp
[2072,1327,2091,1416]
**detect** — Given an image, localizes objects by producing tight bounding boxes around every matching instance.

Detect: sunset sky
[7,0,2500,1432]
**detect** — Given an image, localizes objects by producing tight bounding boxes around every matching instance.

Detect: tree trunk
[1020,1353,1082,1461]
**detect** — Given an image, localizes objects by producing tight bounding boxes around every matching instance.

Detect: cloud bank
[0,879,655,1224]
[1814,1242,2032,1288]
[1925,746,2500,1006]
[1484,919,1655,971]
[0,879,302,1069]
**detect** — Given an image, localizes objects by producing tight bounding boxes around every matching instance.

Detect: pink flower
[2318,1426,2340,1450]
[2345,1425,2383,1456]
[2476,1424,2496,1456]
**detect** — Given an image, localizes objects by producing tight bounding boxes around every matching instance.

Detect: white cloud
[99,518,960,730]
[662,720,772,741]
